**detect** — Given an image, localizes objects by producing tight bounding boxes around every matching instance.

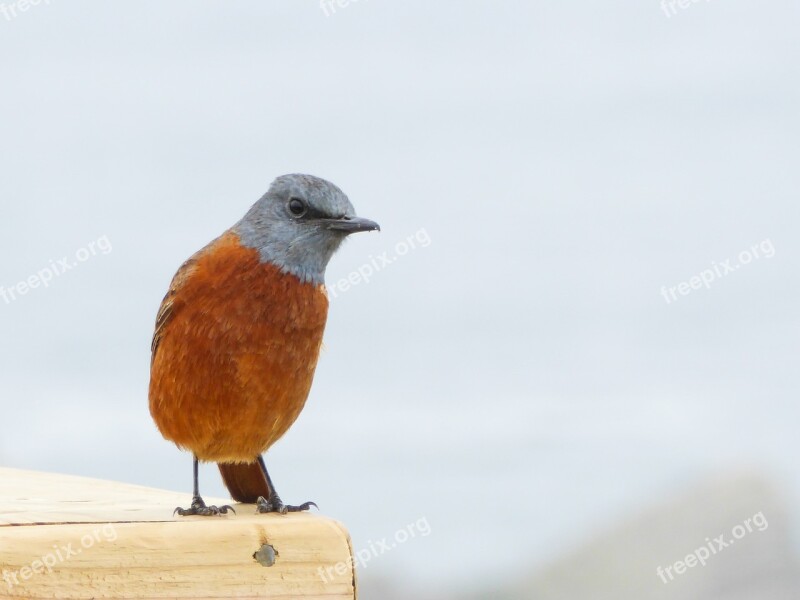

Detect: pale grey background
[1,1,798,597]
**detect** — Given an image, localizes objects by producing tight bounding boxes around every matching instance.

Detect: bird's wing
[151,233,228,365]
[151,255,199,366]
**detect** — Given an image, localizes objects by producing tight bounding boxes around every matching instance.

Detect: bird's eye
[288,197,307,217]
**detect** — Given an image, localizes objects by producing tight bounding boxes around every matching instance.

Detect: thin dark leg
[174,455,236,517]
[255,456,317,514]
[258,456,276,496]
[192,456,200,497]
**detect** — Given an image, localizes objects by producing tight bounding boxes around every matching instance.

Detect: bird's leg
[255,456,317,514]
[174,456,235,516]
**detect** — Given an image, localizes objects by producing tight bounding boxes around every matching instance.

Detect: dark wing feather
[150,256,200,366]
[151,235,228,365]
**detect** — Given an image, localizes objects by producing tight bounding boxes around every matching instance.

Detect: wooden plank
[0,468,356,599]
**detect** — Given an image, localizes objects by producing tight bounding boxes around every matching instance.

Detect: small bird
[149,174,379,516]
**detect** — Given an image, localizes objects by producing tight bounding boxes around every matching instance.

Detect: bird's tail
[218,462,271,503]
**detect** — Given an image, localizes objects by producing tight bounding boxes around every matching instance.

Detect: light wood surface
[0,468,356,599]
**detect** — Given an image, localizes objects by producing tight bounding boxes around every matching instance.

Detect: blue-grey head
[234,174,380,284]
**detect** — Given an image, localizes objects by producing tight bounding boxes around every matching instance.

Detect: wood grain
[0,468,356,599]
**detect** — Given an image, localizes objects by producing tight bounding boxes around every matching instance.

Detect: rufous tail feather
[218,462,271,503]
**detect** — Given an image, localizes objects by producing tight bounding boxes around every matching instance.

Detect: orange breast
[148,231,329,462]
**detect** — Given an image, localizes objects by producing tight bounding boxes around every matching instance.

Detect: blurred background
[1,1,798,598]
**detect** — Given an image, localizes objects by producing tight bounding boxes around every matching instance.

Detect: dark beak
[321,216,381,234]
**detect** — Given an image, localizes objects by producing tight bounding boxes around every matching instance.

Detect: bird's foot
[174,495,235,517]
[256,494,317,515]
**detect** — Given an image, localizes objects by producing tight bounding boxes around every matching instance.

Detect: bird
[148,174,379,516]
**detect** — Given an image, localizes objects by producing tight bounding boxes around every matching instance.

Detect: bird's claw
[174,496,235,517]
[256,495,317,514]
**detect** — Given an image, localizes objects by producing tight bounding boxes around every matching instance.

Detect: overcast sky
[1,1,798,594]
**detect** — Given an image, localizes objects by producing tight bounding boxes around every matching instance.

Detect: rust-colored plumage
[148,174,378,514]
[149,231,328,465]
